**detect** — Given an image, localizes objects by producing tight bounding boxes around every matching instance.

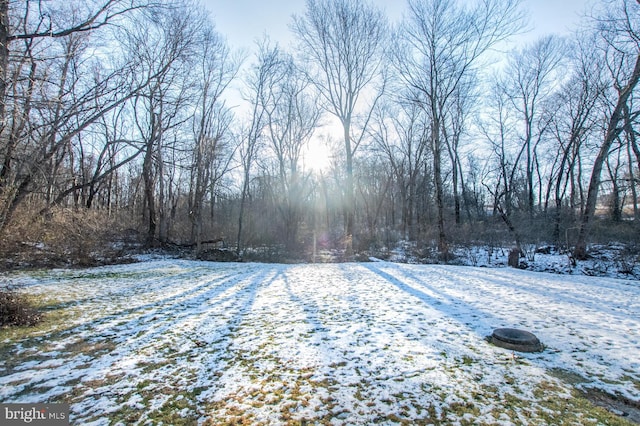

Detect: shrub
[0,205,143,269]
[0,282,42,327]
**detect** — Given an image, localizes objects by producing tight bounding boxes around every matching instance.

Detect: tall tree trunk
[623,102,640,221]
[452,163,461,225]
[525,117,535,217]
[142,112,158,245]
[431,112,448,259]
[628,138,639,221]
[236,182,248,257]
[606,154,622,222]
[0,0,8,125]
[142,144,156,245]
[343,119,355,255]
[574,53,640,259]
[157,145,167,243]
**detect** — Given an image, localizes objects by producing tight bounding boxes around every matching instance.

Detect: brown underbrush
[0,206,143,270]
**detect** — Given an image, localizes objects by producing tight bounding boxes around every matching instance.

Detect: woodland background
[0,0,639,268]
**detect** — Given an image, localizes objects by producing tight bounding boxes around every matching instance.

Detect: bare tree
[189,25,239,255]
[392,0,524,259]
[623,99,640,220]
[127,3,200,244]
[49,100,147,210]
[292,0,387,253]
[370,96,430,240]
[546,34,604,244]
[442,77,477,225]
[480,76,525,250]
[258,44,322,252]
[356,154,392,244]
[236,39,279,256]
[0,1,162,233]
[605,142,626,221]
[0,0,148,128]
[501,35,566,217]
[575,0,640,259]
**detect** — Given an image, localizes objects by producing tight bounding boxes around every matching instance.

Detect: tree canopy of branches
[391,0,524,258]
[292,0,387,254]
[1,0,639,267]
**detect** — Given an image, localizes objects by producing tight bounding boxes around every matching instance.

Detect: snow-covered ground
[1,259,639,424]
[384,242,640,280]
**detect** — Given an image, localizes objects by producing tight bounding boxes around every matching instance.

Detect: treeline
[0,0,638,265]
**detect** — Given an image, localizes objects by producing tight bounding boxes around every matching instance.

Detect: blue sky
[201,0,590,51]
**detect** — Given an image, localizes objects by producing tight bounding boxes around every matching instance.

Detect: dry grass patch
[0,282,42,327]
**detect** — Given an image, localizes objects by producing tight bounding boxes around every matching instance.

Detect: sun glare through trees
[0,0,638,265]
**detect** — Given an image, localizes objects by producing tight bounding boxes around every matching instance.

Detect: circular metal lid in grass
[490,328,543,352]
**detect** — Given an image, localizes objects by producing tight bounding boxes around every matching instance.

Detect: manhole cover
[490,328,543,352]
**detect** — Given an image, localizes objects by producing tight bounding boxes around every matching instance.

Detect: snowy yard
[1,259,639,425]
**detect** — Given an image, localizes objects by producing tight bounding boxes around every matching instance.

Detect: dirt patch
[580,387,640,424]
[550,368,639,424]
